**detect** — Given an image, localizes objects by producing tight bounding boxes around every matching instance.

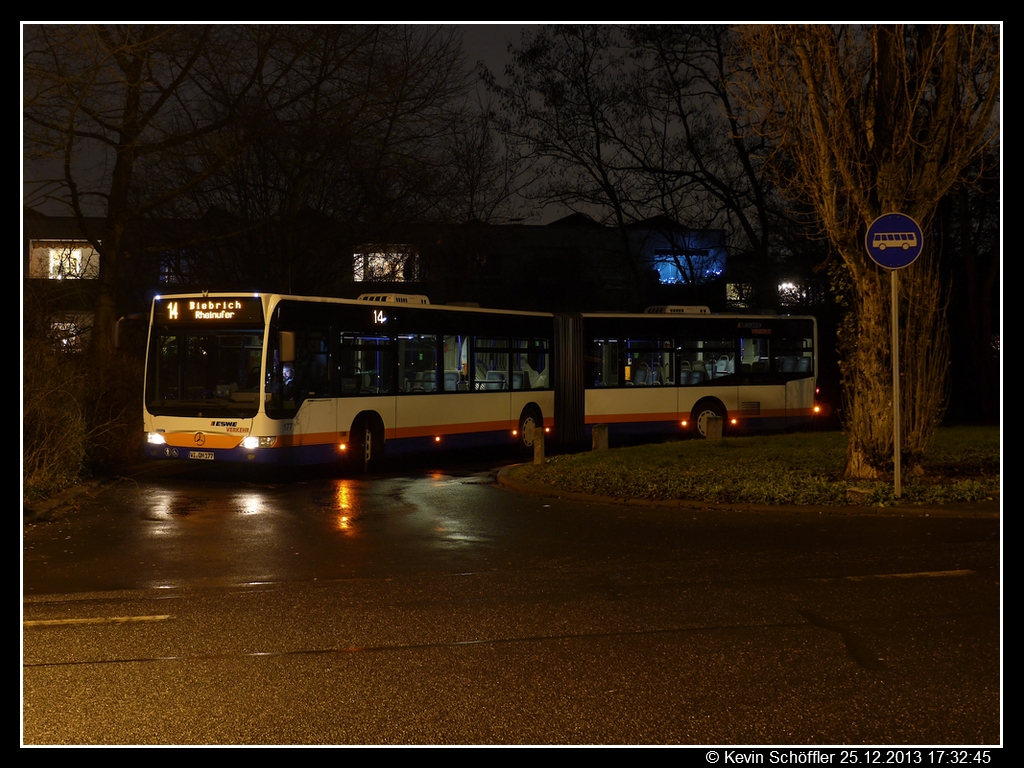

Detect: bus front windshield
[145,328,265,417]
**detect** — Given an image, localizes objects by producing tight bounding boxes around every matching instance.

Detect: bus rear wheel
[691,399,726,439]
[517,406,543,452]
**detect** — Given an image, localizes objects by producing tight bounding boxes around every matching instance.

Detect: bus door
[471,336,514,431]
[622,338,677,428]
[395,333,441,438]
[285,328,340,450]
[778,334,815,425]
[785,356,816,424]
[739,333,784,426]
[677,335,738,424]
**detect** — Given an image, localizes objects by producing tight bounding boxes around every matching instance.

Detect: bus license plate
[189,451,214,461]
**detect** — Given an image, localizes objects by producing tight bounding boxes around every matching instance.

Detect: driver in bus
[281,364,297,404]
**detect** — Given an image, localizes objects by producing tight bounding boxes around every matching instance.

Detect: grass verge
[506,427,1000,507]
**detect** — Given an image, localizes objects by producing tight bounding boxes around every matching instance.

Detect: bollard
[533,430,545,464]
[592,423,609,451]
[705,416,723,440]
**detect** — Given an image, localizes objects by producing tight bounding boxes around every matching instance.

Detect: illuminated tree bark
[737,25,998,478]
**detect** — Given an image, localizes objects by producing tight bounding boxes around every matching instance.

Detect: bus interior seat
[410,371,432,392]
[634,363,650,385]
[522,360,547,389]
[484,371,507,390]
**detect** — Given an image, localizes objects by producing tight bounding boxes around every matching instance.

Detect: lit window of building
[28,240,100,280]
[353,245,419,282]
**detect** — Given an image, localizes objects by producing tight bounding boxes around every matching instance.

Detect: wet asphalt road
[22,456,1001,745]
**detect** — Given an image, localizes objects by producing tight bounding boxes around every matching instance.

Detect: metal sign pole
[891,270,901,498]
[865,212,922,501]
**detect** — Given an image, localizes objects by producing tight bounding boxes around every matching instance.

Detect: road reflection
[331,479,360,536]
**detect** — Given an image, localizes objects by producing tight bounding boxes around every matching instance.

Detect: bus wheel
[350,414,382,473]
[691,399,726,439]
[517,406,543,452]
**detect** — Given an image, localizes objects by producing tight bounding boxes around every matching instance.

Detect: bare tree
[24,24,276,359]
[24,24,482,337]
[447,102,526,224]
[177,25,476,294]
[486,25,802,308]
[736,25,999,478]
[626,25,794,308]
[483,26,653,300]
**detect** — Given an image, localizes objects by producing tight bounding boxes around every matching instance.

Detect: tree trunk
[838,241,948,480]
[840,263,893,480]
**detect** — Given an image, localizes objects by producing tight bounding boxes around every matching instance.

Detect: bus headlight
[242,436,277,450]
[147,433,166,445]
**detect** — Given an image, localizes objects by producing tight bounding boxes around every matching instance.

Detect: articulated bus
[143,293,817,468]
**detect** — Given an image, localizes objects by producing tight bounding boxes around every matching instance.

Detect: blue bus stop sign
[865,213,923,269]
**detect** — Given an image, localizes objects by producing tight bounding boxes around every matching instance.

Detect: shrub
[23,344,146,501]
[23,344,91,500]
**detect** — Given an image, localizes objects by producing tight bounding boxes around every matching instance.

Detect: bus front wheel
[350,414,383,473]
